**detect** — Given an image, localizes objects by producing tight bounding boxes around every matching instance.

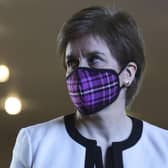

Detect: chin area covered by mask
[66,67,125,115]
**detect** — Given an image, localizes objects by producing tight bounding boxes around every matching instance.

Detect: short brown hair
[57,6,145,107]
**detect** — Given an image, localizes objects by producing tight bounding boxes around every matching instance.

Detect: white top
[10,113,168,168]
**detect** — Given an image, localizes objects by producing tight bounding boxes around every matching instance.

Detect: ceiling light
[4,97,22,115]
[0,65,10,83]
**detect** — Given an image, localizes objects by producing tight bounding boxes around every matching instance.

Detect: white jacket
[10,113,168,168]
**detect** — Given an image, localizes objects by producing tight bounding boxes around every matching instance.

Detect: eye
[66,58,79,69]
[88,54,104,66]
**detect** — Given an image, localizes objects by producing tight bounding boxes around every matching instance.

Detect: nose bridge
[78,56,89,68]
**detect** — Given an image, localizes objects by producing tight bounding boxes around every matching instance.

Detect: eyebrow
[86,51,105,58]
[65,51,105,60]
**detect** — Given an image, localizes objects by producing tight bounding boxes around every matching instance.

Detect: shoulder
[10,115,69,167]
[23,115,65,137]
[18,115,69,149]
[142,120,168,145]
[143,120,168,135]
[16,115,68,152]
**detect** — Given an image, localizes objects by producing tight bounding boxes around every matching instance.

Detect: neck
[75,94,132,145]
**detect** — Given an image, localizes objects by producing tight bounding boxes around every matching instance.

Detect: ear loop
[118,66,127,89]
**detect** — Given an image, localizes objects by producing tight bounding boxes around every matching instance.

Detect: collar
[64,113,143,168]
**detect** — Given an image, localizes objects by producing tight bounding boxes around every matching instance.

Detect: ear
[120,62,137,87]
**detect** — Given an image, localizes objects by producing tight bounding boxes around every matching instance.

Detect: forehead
[65,35,111,57]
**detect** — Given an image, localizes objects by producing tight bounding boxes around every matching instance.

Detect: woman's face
[65,35,120,76]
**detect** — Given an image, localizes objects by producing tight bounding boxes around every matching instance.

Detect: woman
[10,6,168,168]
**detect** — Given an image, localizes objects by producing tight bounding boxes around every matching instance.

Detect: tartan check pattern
[66,67,120,115]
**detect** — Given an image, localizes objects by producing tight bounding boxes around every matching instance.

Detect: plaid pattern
[66,67,120,115]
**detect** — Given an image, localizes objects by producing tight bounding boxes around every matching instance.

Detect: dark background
[0,0,168,167]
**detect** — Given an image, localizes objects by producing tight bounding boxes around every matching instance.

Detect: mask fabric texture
[66,67,121,115]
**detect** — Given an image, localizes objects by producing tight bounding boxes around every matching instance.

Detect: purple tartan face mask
[66,67,122,115]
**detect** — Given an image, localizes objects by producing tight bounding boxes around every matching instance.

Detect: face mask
[66,67,124,115]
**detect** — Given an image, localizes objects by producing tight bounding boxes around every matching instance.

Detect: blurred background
[0,0,168,167]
